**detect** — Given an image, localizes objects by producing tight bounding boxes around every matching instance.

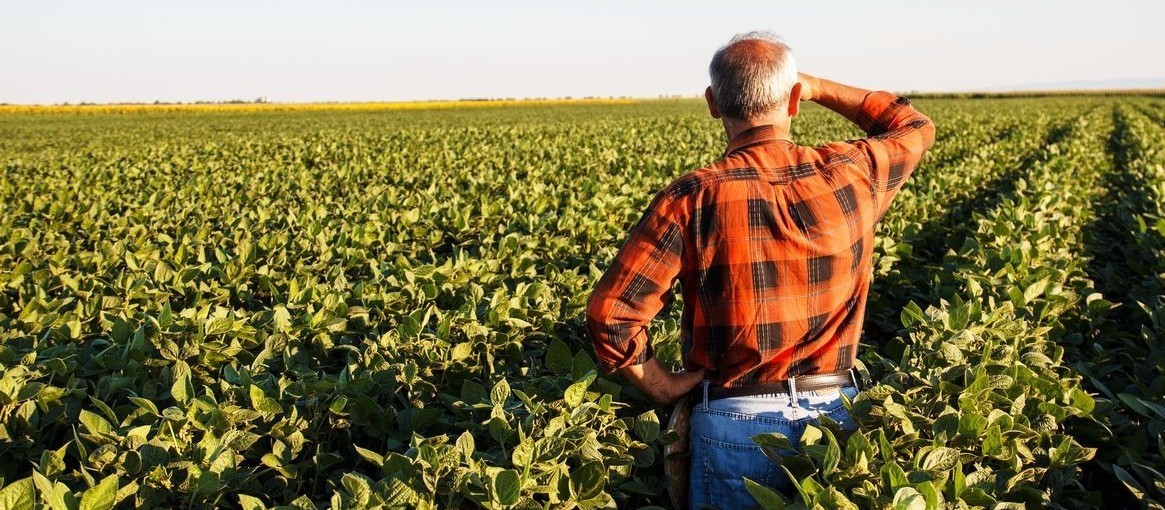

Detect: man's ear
[705,86,721,119]
[788,82,802,117]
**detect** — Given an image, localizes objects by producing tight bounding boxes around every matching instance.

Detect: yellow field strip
[0,98,641,115]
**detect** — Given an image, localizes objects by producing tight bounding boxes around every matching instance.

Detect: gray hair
[709,31,798,120]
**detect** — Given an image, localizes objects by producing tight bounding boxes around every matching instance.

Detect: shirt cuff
[854,91,912,136]
[598,340,655,375]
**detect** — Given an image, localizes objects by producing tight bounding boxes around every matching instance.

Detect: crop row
[1064,103,1165,508]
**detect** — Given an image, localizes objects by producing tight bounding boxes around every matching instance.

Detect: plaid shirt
[586,91,935,388]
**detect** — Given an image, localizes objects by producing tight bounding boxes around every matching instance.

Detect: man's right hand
[797,72,816,102]
[619,358,706,405]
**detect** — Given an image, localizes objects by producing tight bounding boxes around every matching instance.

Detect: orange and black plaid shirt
[586,91,935,388]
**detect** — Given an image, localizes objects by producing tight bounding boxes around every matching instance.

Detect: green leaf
[462,380,488,404]
[79,475,118,510]
[272,305,292,332]
[262,453,282,468]
[821,428,841,476]
[564,371,596,407]
[288,495,317,510]
[958,412,987,439]
[491,378,511,404]
[800,425,823,446]
[960,487,996,506]
[32,472,69,510]
[39,444,67,478]
[398,316,422,339]
[754,432,794,464]
[877,429,894,463]
[205,316,234,335]
[916,481,941,509]
[238,494,266,510]
[171,360,193,405]
[844,431,872,464]
[353,446,384,467]
[341,473,372,505]
[1023,278,1049,303]
[492,469,521,506]
[256,398,283,415]
[1113,465,1146,500]
[753,432,793,450]
[572,351,597,379]
[982,424,1003,457]
[882,462,909,492]
[384,479,417,507]
[743,477,787,510]
[128,396,159,416]
[633,410,660,443]
[570,462,606,499]
[456,431,475,460]
[79,409,113,437]
[951,462,965,500]
[900,301,925,328]
[329,395,348,414]
[451,342,473,361]
[1068,387,1095,414]
[1049,436,1094,466]
[0,477,35,510]
[921,447,960,472]
[87,396,119,425]
[545,338,573,374]
[512,438,535,467]
[1007,286,1025,307]
[892,487,926,510]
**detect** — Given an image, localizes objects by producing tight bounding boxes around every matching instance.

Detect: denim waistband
[700,379,857,409]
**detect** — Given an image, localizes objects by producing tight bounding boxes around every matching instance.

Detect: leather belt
[704,368,859,401]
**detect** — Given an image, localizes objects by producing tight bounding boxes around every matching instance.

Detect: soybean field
[2,96,1165,509]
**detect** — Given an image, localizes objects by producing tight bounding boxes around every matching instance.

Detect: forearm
[801,71,927,139]
[801,73,872,127]
[618,357,705,405]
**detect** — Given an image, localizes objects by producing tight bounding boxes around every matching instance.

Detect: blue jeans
[688,385,859,510]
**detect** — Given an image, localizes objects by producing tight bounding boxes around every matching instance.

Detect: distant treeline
[906,89,1165,99]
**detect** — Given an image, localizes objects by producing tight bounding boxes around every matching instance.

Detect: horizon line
[4,87,1165,108]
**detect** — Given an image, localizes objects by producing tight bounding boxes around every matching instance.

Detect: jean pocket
[697,435,790,509]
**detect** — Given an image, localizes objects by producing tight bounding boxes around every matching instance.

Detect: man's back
[588,91,934,387]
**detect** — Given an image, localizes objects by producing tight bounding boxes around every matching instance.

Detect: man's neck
[722,115,791,144]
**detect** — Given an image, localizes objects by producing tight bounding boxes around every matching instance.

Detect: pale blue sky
[1,0,1162,104]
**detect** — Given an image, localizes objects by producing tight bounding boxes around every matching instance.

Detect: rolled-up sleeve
[850,92,936,218]
[586,192,684,374]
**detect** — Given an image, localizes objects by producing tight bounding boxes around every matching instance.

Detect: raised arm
[799,72,936,217]
[797,72,871,127]
[799,72,934,137]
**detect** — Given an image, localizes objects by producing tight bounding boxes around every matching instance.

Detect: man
[585,32,934,508]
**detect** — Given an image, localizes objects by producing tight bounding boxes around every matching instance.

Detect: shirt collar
[724,125,794,157]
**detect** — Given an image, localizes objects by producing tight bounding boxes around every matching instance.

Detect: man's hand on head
[618,357,706,406]
[797,72,816,102]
